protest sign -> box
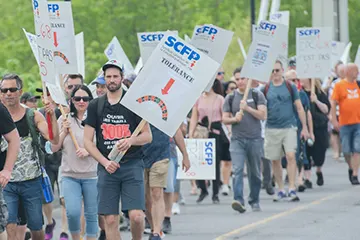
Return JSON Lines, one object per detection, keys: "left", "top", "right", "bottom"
{"left": 176, "top": 139, "right": 216, "bottom": 180}
{"left": 23, "top": 28, "right": 39, "bottom": 63}
{"left": 296, "top": 27, "right": 332, "bottom": 79}
{"left": 269, "top": 11, "right": 290, "bottom": 26}
{"left": 331, "top": 41, "right": 346, "bottom": 68}
{"left": 184, "top": 34, "right": 191, "bottom": 43}
{"left": 105, "top": 36, "right": 134, "bottom": 75}
{"left": 32, "top": 0, "right": 56, "bottom": 84}
{"left": 121, "top": 34, "right": 220, "bottom": 137}
{"left": 134, "top": 57, "right": 143, "bottom": 75}
{"left": 137, "top": 31, "right": 178, "bottom": 65}
{"left": 269, "top": 11, "right": 289, "bottom": 69}
{"left": 48, "top": 1, "right": 78, "bottom": 74}
{"left": 340, "top": 42, "right": 352, "bottom": 65}
{"left": 190, "top": 24, "right": 233, "bottom": 91}
{"left": 46, "top": 80, "right": 68, "bottom": 106}
{"left": 240, "top": 21, "right": 287, "bottom": 83}
{"left": 76, "top": 32, "right": 85, "bottom": 78}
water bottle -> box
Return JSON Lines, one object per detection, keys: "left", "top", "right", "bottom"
{"left": 307, "top": 138, "right": 314, "bottom": 147}
{"left": 41, "top": 167, "right": 54, "bottom": 203}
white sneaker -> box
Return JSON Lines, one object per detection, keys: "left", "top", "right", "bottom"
{"left": 172, "top": 203, "right": 181, "bottom": 215}
{"left": 221, "top": 184, "right": 230, "bottom": 196}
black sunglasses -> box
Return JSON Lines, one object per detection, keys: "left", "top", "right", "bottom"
{"left": 73, "top": 96, "right": 92, "bottom": 102}
{"left": 217, "top": 72, "right": 225, "bottom": 75}
{"left": 272, "top": 69, "right": 281, "bottom": 73}
{"left": 67, "top": 84, "right": 81, "bottom": 90}
{"left": 0, "top": 88, "right": 19, "bottom": 93}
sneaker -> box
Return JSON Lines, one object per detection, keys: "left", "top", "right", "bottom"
{"left": 349, "top": 169, "right": 354, "bottom": 183}
{"left": 298, "top": 184, "right": 306, "bottom": 192}
{"left": 288, "top": 190, "right": 300, "bottom": 202}
{"left": 273, "top": 191, "right": 287, "bottom": 202}
{"left": 250, "top": 203, "right": 261, "bottom": 212}
{"left": 98, "top": 230, "right": 106, "bottom": 240}
{"left": 265, "top": 185, "right": 275, "bottom": 195}
{"left": 25, "top": 231, "right": 31, "bottom": 240}
{"left": 304, "top": 180, "right": 313, "bottom": 189}
{"left": 316, "top": 172, "right": 324, "bottom": 186}
{"left": 351, "top": 176, "right": 360, "bottom": 185}
{"left": 196, "top": 191, "right": 209, "bottom": 203}
{"left": 221, "top": 184, "right": 230, "bottom": 196}
{"left": 119, "top": 216, "right": 130, "bottom": 232}
{"left": 231, "top": 200, "right": 246, "bottom": 213}
{"left": 172, "top": 202, "right": 180, "bottom": 215}
{"left": 45, "top": 218, "right": 56, "bottom": 240}
{"left": 162, "top": 217, "right": 172, "bottom": 234}
{"left": 60, "top": 232, "right": 69, "bottom": 240}
{"left": 149, "top": 233, "right": 162, "bottom": 240}
{"left": 179, "top": 194, "right": 186, "bottom": 205}
{"left": 144, "top": 217, "right": 152, "bottom": 234}
{"left": 212, "top": 195, "right": 220, "bottom": 204}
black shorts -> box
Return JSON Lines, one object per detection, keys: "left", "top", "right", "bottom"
{"left": 220, "top": 142, "right": 231, "bottom": 161}
{"left": 97, "top": 160, "right": 145, "bottom": 215}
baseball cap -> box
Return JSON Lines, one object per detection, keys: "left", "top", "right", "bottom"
{"left": 20, "top": 92, "right": 40, "bottom": 103}
{"left": 124, "top": 73, "right": 137, "bottom": 83}
{"left": 35, "top": 87, "right": 51, "bottom": 96}
{"left": 288, "top": 57, "right": 296, "bottom": 67}
{"left": 91, "top": 76, "right": 106, "bottom": 85}
{"left": 102, "top": 60, "right": 123, "bottom": 72}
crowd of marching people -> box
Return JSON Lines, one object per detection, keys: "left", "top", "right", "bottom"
{"left": 0, "top": 57, "right": 359, "bottom": 240}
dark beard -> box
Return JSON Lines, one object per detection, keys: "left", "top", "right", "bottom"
{"left": 107, "top": 83, "right": 122, "bottom": 93}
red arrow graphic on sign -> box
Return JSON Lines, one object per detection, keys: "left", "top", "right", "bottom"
{"left": 161, "top": 78, "right": 175, "bottom": 95}
{"left": 53, "top": 32, "right": 59, "bottom": 47}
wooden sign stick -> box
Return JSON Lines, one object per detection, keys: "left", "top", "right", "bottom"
{"left": 59, "top": 105, "right": 80, "bottom": 150}
{"left": 239, "top": 78, "right": 253, "bottom": 116}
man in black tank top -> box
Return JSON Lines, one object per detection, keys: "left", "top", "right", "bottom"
{"left": 0, "top": 74, "right": 59, "bottom": 240}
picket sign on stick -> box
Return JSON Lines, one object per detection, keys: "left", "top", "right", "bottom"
{"left": 239, "top": 79, "right": 253, "bottom": 116}
{"left": 311, "top": 78, "right": 316, "bottom": 96}
{"left": 108, "top": 119, "right": 147, "bottom": 163}
{"left": 58, "top": 105, "right": 80, "bottom": 150}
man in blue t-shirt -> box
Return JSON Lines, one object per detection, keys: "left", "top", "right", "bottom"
{"left": 262, "top": 61, "right": 309, "bottom": 202}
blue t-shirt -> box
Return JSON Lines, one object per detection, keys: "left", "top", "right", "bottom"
{"left": 142, "top": 125, "right": 170, "bottom": 168}
{"left": 296, "top": 90, "right": 310, "bottom": 129}
{"left": 263, "top": 81, "right": 300, "bottom": 129}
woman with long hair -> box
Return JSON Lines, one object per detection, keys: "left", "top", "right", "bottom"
{"left": 300, "top": 78, "right": 331, "bottom": 187}
{"left": 189, "top": 79, "right": 226, "bottom": 204}
{"left": 51, "top": 85, "right": 98, "bottom": 240}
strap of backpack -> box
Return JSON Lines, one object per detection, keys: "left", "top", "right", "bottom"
{"left": 96, "top": 94, "right": 107, "bottom": 144}
{"left": 228, "top": 92, "right": 235, "bottom": 114}
{"left": 285, "top": 80, "right": 295, "bottom": 103}
{"left": 25, "top": 108, "right": 45, "bottom": 167}
{"left": 251, "top": 89, "right": 258, "bottom": 109}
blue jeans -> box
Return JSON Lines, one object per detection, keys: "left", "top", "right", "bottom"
{"left": 62, "top": 177, "right": 98, "bottom": 237}
{"left": 340, "top": 123, "right": 360, "bottom": 154}
{"left": 230, "top": 138, "right": 262, "bottom": 205}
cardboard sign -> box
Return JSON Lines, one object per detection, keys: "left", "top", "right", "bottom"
{"left": 269, "top": 11, "right": 290, "bottom": 26}
{"left": 46, "top": 76, "right": 68, "bottom": 106}
{"left": 190, "top": 24, "right": 234, "bottom": 91}
{"left": 296, "top": 27, "right": 332, "bottom": 79}
{"left": 23, "top": 28, "right": 39, "bottom": 63}
{"left": 241, "top": 21, "right": 287, "bottom": 83}
{"left": 137, "top": 31, "right": 178, "bottom": 65}
{"left": 32, "top": 0, "right": 56, "bottom": 84}
{"left": 75, "top": 32, "right": 85, "bottom": 78}
{"left": 48, "top": 1, "right": 78, "bottom": 74}
{"left": 121, "top": 34, "right": 220, "bottom": 137}
{"left": 331, "top": 41, "right": 346, "bottom": 68}
{"left": 176, "top": 139, "right": 216, "bottom": 180}
{"left": 104, "top": 36, "right": 134, "bottom": 75}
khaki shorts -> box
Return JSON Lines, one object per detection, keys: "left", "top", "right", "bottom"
{"left": 264, "top": 127, "right": 297, "bottom": 161}
{"left": 145, "top": 159, "right": 169, "bottom": 188}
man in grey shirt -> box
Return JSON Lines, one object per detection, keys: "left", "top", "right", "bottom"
{"left": 223, "top": 67, "right": 267, "bottom": 213}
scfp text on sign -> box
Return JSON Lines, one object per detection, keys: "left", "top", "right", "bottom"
{"left": 140, "top": 34, "right": 164, "bottom": 42}
{"left": 196, "top": 26, "right": 218, "bottom": 35}
{"left": 164, "top": 36, "right": 200, "bottom": 61}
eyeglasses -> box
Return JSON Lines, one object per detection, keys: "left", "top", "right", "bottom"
{"left": 0, "top": 88, "right": 19, "bottom": 93}
{"left": 272, "top": 69, "right": 281, "bottom": 73}
{"left": 72, "top": 96, "right": 92, "bottom": 102}
{"left": 217, "top": 72, "right": 225, "bottom": 75}
{"left": 229, "top": 87, "right": 237, "bottom": 91}
{"left": 67, "top": 84, "right": 81, "bottom": 90}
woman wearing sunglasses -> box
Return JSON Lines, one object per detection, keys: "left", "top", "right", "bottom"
{"left": 50, "top": 85, "right": 98, "bottom": 240}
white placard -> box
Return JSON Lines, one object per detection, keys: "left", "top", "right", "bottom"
{"left": 176, "top": 139, "right": 216, "bottom": 180}
{"left": 184, "top": 34, "right": 191, "bottom": 43}
{"left": 134, "top": 57, "right": 143, "bottom": 75}
{"left": 23, "top": 28, "right": 39, "bottom": 63}
{"left": 75, "top": 32, "right": 85, "bottom": 78}
{"left": 190, "top": 24, "right": 234, "bottom": 91}
{"left": 137, "top": 31, "right": 178, "bottom": 65}
{"left": 331, "top": 41, "right": 346, "bottom": 68}
{"left": 241, "top": 21, "right": 287, "bottom": 83}
{"left": 269, "top": 11, "right": 290, "bottom": 26}
{"left": 104, "top": 36, "right": 134, "bottom": 75}
{"left": 46, "top": 76, "right": 68, "bottom": 106}
{"left": 32, "top": 0, "right": 56, "bottom": 84}
{"left": 121, "top": 34, "right": 220, "bottom": 137}
{"left": 48, "top": 2, "right": 78, "bottom": 74}
{"left": 340, "top": 42, "right": 352, "bottom": 65}
{"left": 296, "top": 27, "right": 332, "bottom": 79}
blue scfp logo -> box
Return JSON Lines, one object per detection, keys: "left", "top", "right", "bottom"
{"left": 33, "top": 0, "right": 39, "bottom": 9}
{"left": 204, "top": 141, "right": 213, "bottom": 165}
{"left": 260, "top": 22, "right": 277, "bottom": 31}
{"left": 164, "top": 36, "right": 200, "bottom": 61}
{"left": 196, "top": 26, "right": 218, "bottom": 35}
{"left": 48, "top": 4, "right": 59, "bottom": 12}
{"left": 141, "top": 34, "right": 164, "bottom": 42}
{"left": 299, "top": 29, "right": 320, "bottom": 36}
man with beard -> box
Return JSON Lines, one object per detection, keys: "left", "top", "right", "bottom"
{"left": 84, "top": 60, "right": 152, "bottom": 240}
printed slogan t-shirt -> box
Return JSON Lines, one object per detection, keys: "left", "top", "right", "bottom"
{"left": 85, "top": 91, "right": 143, "bottom": 161}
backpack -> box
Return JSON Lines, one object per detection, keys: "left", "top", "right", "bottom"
{"left": 228, "top": 89, "right": 259, "bottom": 113}
{"left": 263, "top": 80, "right": 295, "bottom": 102}
{"left": 25, "top": 108, "right": 45, "bottom": 166}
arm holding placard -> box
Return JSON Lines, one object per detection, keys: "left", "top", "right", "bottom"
{"left": 173, "top": 128, "right": 190, "bottom": 172}
{"left": 59, "top": 105, "right": 80, "bottom": 150}
{"left": 35, "top": 102, "right": 59, "bottom": 145}
{"left": 50, "top": 117, "right": 69, "bottom": 153}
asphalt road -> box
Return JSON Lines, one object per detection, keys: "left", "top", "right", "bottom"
{"left": 49, "top": 151, "right": 360, "bottom": 240}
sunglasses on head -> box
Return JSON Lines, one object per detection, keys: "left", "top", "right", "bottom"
{"left": 73, "top": 96, "right": 91, "bottom": 102}
{"left": 217, "top": 72, "right": 225, "bottom": 75}
{"left": 0, "top": 87, "right": 19, "bottom": 93}
{"left": 67, "top": 84, "right": 81, "bottom": 90}
{"left": 272, "top": 69, "right": 281, "bottom": 73}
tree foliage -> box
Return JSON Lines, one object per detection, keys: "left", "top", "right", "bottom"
{"left": 0, "top": 0, "right": 358, "bottom": 92}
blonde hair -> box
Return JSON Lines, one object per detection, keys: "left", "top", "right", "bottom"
{"left": 314, "top": 78, "right": 324, "bottom": 94}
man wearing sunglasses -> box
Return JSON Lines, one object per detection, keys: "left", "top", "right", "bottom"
{"left": 64, "top": 74, "right": 84, "bottom": 100}
{"left": 0, "top": 74, "right": 59, "bottom": 240}
{"left": 262, "top": 61, "right": 309, "bottom": 202}
{"left": 20, "top": 92, "right": 40, "bottom": 109}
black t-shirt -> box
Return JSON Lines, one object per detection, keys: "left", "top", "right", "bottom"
{"left": 304, "top": 90, "right": 331, "bottom": 128}
{"left": 84, "top": 91, "right": 143, "bottom": 161}
{"left": 0, "top": 103, "right": 16, "bottom": 170}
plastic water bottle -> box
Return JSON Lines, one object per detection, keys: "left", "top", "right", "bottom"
{"left": 307, "top": 138, "right": 314, "bottom": 147}
{"left": 41, "top": 167, "right": 54, "bottom": 203}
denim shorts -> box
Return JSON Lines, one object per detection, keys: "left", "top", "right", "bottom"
{"left": 164, "top": 157, "right": 178, "bottom": 193}
{"left": 3, "top": 177, "right": 44, "bottom": 231}
{"left": 0, "top": 187, "right": 7, "bottom": 233}
{"left": 340, "top": 123, "right": 360, "bottom": 154}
